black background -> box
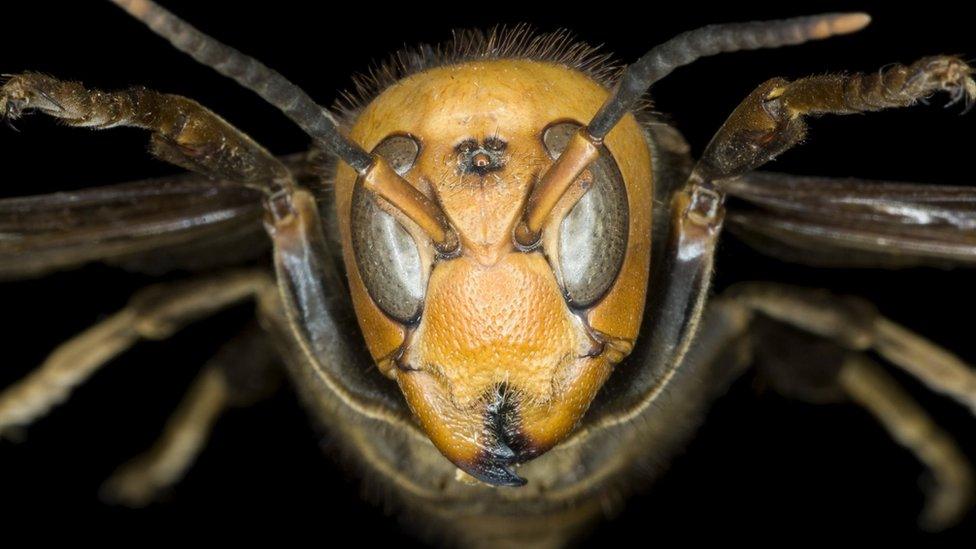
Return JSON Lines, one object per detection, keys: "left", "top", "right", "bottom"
{"left": 1, "top": 1, "right": 974, "bottom": 545}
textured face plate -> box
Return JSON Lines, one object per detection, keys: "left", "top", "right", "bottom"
{"left": 334, "top": 59, "right": 654, "bottom": 482}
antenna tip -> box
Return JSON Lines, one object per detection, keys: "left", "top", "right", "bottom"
{"left": 805, "top": 13, "right": 871, "bottom": 40}
{"left": 827, "top": 12, "right": 872, "bottom": 36}
{"left": 110, "top": 0, "right": 152, "bottom": 18}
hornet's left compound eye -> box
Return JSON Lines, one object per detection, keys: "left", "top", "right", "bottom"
{"left": 351, "top": 134, "right": 428, "bottom": 323}
{"left": 542, "top": 122, "right": 629, "bottom": 309}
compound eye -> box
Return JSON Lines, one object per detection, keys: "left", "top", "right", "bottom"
{"left": 543, "top": 122, "right": 629, "bottom": 309}
{"left": 351, "top": 135, "right": 427, "bottom": 323}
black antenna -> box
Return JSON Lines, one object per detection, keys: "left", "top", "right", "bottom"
{"left": 587, "top": 13, "right": 871, "bottom": 139}
{"left": 110, "top": 0, "right": 374, "bottom": 174}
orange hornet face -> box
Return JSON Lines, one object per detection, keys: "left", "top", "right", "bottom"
{"left": 334, "top": 60, "right": 653, "bottom": 485}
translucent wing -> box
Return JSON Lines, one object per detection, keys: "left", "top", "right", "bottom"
{"left": 0, "top": 155, "right": 318, "bottom": 278}
{"left": 725, "top": 172, "right": 976, "bottom": 267}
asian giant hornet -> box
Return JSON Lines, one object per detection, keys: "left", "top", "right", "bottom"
{"left": 1, "top": 1, "right": 975, "bottom": 545}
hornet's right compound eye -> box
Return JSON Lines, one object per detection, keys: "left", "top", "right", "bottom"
{"left": 350, "top": 134, "right": 429, "bottom": 323}
{"left": 542, "top": 122, "right": 629, "bottom": 309}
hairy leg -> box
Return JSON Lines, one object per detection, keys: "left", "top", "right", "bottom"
{"left": 0, "top": 73, "right": 293, "bottom": 194}
{"left": 840, "top": 356, "right": 973, "bottom": 530}
{"left": 726, "top": 283, "right": 976, "bottom": 413}
{"left": 0, "top": 71, "right": 315, "bottom": 277}
{"left": 0, "top": 269, "right": 273, "bottom": 435}
{"left": 695, "top": 56, "right": 975, "bottom": 183}
{"left": 101, "top": 324, "right": 280, "bottom": 506}
{"left": 721, "top": 284, "right": 975, "bottom": 529}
